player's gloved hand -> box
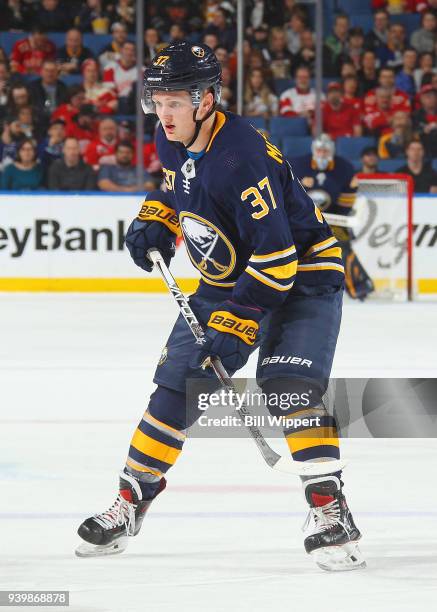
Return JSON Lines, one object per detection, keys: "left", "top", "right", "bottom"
{"left": 190, "top": 301, "right": 263, "bottom": 373}
{"left": 125, "top": 218, "right": 176, "bottom": 272}
{"left": 125, "top": 191, "right": 181, "bottom": 272}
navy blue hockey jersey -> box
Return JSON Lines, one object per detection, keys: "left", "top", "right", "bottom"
{"left": 290, "top": 154, "right": 357, "bottom": 215}
{"left": 153, "top": 111, "right": 344, "bottom": 311}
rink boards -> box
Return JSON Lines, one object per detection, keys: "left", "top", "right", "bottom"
{"left": 0, "top": 191, "right": 436, "bottom": 296}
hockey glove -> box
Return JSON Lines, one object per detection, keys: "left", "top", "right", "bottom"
{"left": 125, "top": 193, "right": 181, "bottom": 273}
{"left": 190, "top": 301, "right": 263, "bottom": 373}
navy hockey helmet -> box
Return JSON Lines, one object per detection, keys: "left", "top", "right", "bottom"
{"left": 142, "top": 42, "right": 222, "bottom": 115}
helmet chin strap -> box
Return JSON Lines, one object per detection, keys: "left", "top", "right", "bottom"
{"left": 185, "top": 105, "right": 216, "bottom": 150}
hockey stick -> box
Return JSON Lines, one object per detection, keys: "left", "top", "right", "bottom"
{"left": 148, "top": 248, "right": 346, "bottom": 477}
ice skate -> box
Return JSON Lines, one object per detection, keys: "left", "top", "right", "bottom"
{"left": 302, "top": 476, "right": 366, "bottom": 572}
{"left": 75, "top": 470, "right": 166, "bottom": 558}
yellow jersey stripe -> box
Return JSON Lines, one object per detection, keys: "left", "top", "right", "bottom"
{"left": 297, "top": 262, "right": 345, "bottom": 273}
{"left": 304, "top": 236, "right": 337, "bottom": 257}
{"left": 314, "top": 247, "right": 342, "bottom": 259}
{"left": 131, "top": 429, "right": 182, "bottom": 465}
{"left": 206, "top": 111, "right": 227, "bottom": 152}
{"left": 249, "top": 245, "right": 296, "bottom": 263}
{"left": 261, "top": 260, "right": 298, "bottom": 280}
{"left": 246, "top": 266, "right": 295, "bottom": 291}
{"left": 285, "top": 427, "right": 339, "bottom": 453}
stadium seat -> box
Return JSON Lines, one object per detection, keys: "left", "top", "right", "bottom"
{"left": 62, "top": 75, "right": 83, "bottom": 86}
{"left": 390, "top": 13, "right": 421, "bottom": 36}
{"left": 1, "top": 32, "right": 26, "bottom": 55}
{"left": 83, "top": 34, "right": 113, "bottom": 56}
{"left": 378, "top": 159, "right": 406, "bottom": 173}
{"left": 282, "top": 136, "right": 312, "bottom": 157}
{"left": 338, "top": 0, "right": 372, "bottom": 14}
{"left": 349, "top": 14, "right": 374, "bottom": 33}
{"left": 432, "top": 159, "right": 437, "bottom": 172}
{"left": 270, "top": 116, "right": 309, "bottom": 139}
{"left": 273, "top": 78, "right": 293, "bottom": 97}
{"left": 336, "top": 137, "right": 376, "bottom": 160}
{"left": 245, "top": 116, "right": 266, "bottom": 131}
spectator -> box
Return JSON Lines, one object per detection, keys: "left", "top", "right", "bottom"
{"left": 103, "top": 41, "right": 137, "bottom": 114}
{"left": 168, "top": 24, "right": 186, "bottom": 44}
{"left": 75, "top": 0, "right": 111, "bottom": 33}
{"left": 10, "top": 26, "right": 56, "bottom": 76}
{"left": 0, "top": 62, "right": 10, "bottom": 128}
{"left": 364, "top": 9, "right": 389, "bottom": 53}
{"left": 342, "top": 76, "right": 363, "bottom": 112}
{"left": 325, "top": 14, "right": 349, "bottom": 65}
{"left": 364, "top": 67, "right": 411, "bottom": 125}
{"left": 412, "top": 84, "right": 437, "bottom": 156}
{"left": 346, "top": 27, "right": 365, "bottom": 70}
{"left": 320, "top": 82, "right": 362, "bottom": 139}
{"left": 410, "top": 11, "right": 437, "bottom": 54}
{"left": 82, "top": 59, "right": 117, "bottom": 115}
{"left": 1, "top": 138, "right": 43, "bottom": 191}
{"left": 215, "top": 46, "right": 230, "bottom": 69}
{"left": 364, "top": 87, "right": 401, "bottom": 135}
{"left": 66, "top": 104, "right": 97, "bottom": 153}
{"left": 251, "top": 24, "right": 270, "bottom": 55}
{"left": 376, "top": 23, "right": 406, "bottom": 70}
{"left": 84, "top": 117, "right": 118, "bottom": 168}
{"left": 3, "top": 0, "right": 33, "bottom": 29}
{"left": 98, "top": 141, "right": 155, "bottom": 192}
{"left": 99, "top": 22, "right": 129, "bottom": 70}
{"left": 56, "top": 28, "right": 95, "bottom": 76}
{"left": 378, "top": 111, "right": 414, "bottom": 158}
{"left": 284, "top": 12, "right": 306, "bottom": 55}
{"left": 38, "top": 118, "right": 66, "bottom": 174}
{"left": 279, "top": 66, "right": 318, "bottom": 121}
{"left": 220, "top": 65, "right": 235, "bottom": 111}
{"left": 414, "top": 51, "right": 437, "bottom": 90}
{"left": 203, "top": 33, "right": 219, "bottom": 52}
{"left": 265, "top": 27, "right": 294, "bottom": 79}
{"left": 1, "top": 117, "right": 31, "bottom": 168}
{"left": 113, "top": 0, "right": 135, "bottom": 33}
{"left": 395, "top": 48, "right": 418, "bottom": 98}
{"left": 360, "top": 146, "right": 380, "bottom": 173}
{"left": 340, "top": 61, "right": 358, "bottom": 79}
{"left": 51, "top": 84, "right": 86, "bottom": 128}
{"left": 294, "top": 30, "right": 335, "bottom": 77}
{"left": 4, "top": 85, "right": 45, "bottom": 136}
{"left": 48, "top": 136, "right": 96, "bottom": 191}
{"left": 144, "top": 28, "right": 161, "bottom": 66}
{"left": 243, "top": 68, "right": 278, "bottom": 118}
{"left": 13, "top": 106, "right": 39, "bottom": 140}
{"left": 204, "top": 7, "right": 237, "bottom": 52}
{"left": 29, "top": 60, "right": 67, "bottom": 120}
{"left": 33, "top": 0, "right": 70, "bottom": 32}
{"left": 396, "top": 139, "right": 437, "bottom": 192}
{"left": 357, "top": 51, "right": 378, "bottom": 95}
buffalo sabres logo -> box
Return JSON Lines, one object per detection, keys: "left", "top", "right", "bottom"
{"left": 191, "top": 46, "right": 205, "bottom": 58}
{"left": 180, "top": 212, "right": 236, "bottom": 280}
{"left": 308, "top": 189, "right": 332, "bottom": 211}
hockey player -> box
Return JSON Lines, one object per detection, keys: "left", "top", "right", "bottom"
{"left": 291, "top": 134, "right": 374, "bottom": 300}
{"left": 76, "top": 42, "right": 365, "bottom": 571}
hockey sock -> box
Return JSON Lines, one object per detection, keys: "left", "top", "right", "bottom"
{"left": 125, "top": 386, "right": 187, "bottom": 498}
{"left": 262, "top": 378, "right": 340, "bottom": 462}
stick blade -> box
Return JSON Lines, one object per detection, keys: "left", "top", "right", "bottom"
{"left": 272, "top": 456, "right": 347, "bottom": 476}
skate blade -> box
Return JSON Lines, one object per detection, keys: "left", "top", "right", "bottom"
{"left": 75, "top": 536, "right": 128, "bottom": 558}
{"left": 311, "top": 541, "right": 366, "bottom": 572}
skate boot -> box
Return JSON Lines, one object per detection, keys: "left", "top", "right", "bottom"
{"left": 302, "top": 475, "right": 366, "bottom": 571}
{"left": 75, "top": 470, "right": 166, "bottom": 558}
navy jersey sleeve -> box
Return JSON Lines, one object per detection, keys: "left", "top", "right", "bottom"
{"left": 335, "top": 158, "right": 357, "bottom": 213}
{"left": 217, "top": 154, "right": 297, "bottom": 312}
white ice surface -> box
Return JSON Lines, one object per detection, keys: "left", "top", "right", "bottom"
{"left": 1, "top": 293, "right": 437, "bottom": 612}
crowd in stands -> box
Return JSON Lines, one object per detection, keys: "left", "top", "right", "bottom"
{"left": 0, "top": 0, "right": 436, "bottom": 192}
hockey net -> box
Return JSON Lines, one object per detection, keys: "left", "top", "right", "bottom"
{"left": 332, "top": 173, "right": 414, "bottom": 301}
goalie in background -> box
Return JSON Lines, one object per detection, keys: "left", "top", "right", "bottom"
{"left": 290, "top": 134, "right": 374, "bottom": 301}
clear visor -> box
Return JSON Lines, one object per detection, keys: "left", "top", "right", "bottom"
{"left": 141, "top": 84, "right": 221, "bottom": 115}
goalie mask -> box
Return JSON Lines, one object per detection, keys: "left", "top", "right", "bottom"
{"left": 312, "top": 134, "right": 335, "bottom": 171}
{"left": 142, "top": 42, "right": 222, "bottom": 148}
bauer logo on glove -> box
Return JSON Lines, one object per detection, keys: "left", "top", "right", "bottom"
{"left": 208, "top": 311, "right": 259, "bottom": 345}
